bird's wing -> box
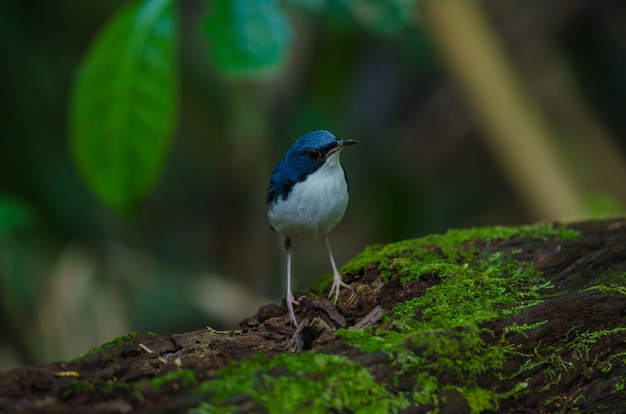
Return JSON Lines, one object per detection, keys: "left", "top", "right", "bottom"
{"left": 266, "top": 169, "right": 282, "bottom": 205}
{"left": 266, "top": 185, "right": 276, "bottom": 205}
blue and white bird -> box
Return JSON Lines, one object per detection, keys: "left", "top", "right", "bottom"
{"left": 266, "top": 130, "right": 358, "bottom": 326}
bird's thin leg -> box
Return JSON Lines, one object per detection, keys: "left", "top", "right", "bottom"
{"left": 324, "top": 235, "right": 353, "bottom": 304}
{"left": 285, "top": 237, "right": 298, "bottom": 326}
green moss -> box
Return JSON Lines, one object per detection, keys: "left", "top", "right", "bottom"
{"left": 69, "top": 349, "right": 116, "bottom": 365}
{"left": 313, "top": 223, "right": 578, "bottom": 298}
{"left": 581, "top": 284, "right": 626, "bottom": 296}
{"left": 506, "top": 325, "right": 626, "bottom": 400}
{"left": 394, "top": 254, "right": 549, "bottom": 330}
{"left": 99, "top": 350, "right": 117, "bottom": 365}
{"left": 341, "top": 222, "right": 579, "bottom": 279}
{"left": 61, "top": 365, "right": 197, "bottom": 408}
{"left": 64, "top": 223, "right": 588, "bottom": 412}
{"left": 460, "top": 386, "right": 499, "bottom": 413}
{"left": 443, "top": 223, "right": 580, "bottom": 243}
{"left": 70, "top": 331, "right": 165, "bottom": 364}
{"left": 101, "top": 379, "right": 146, "bottom": 404}
{"left": 83, "top": 332, "right": 140, "bottom": 356}
{"left": 340, "top": 325, "right": 511, "bottom": 413}
{"left": 189, "top": 402, "right": 237, "bottom": 414}
{"left": 186, "top": 223, "right": 581, "bottom": 413}
{"left": 69, "top": 332, "right": 143, "bottom": 363}
{"left": 503, "top": 320, "right": 548, "bottom": 333}
{"left": 194, "top": 352, "right": 408, "bottom": 413}
{"left": 335, "top": 223, "right": 581, "bottom": 412}
{"left": 98, "top": 370, "right": 198, "bottom": 405}
{"left": 150, "top": 369, "right": 198, "bottom": 390}
{"left": 63, "top": 380, "right": 96, "bottom": 398}
{"left": 61, "top": 376, "right": 149, "bottom": 404}
{"left": 62, "top": 223, "right": 587, "bottom": 412}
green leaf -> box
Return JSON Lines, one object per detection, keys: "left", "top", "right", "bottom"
{"left": 204, "top": 0, "right": 292, "bottom": 79}
{"left": 70, "top": 0, "right": 178, "bottom": 214}
{"left": 341, "top": 0, "right": 415, "bottom": 35}
{"left": 282, "top": 0, "right": 328, "bottom": 13}
{"left": 0, "top": 194, "right": 36, "bottom": 235}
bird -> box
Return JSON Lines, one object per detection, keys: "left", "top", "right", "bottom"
{"left": 266, "top": 130, "right": 358, "bottom": 326}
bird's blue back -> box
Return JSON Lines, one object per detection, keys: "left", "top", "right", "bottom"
{"left": 266, "top": 130, "right": 340, "bottom": 208}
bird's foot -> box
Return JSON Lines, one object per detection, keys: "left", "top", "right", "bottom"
{"left": 286, "top": 292, "right": 306, "bottom": 326}
{"left": 328, "top": 274, "right": 353, "bottom": 305}
{"left": 286, "top": 317, "right": 310, "bottom": 352}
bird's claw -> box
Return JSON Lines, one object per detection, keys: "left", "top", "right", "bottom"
{"left": 292, "top": 295, "right": 306, "bottom": 305}
{"left": 328, "top": 277, "right": 353, "bottom": 304}
{"left": 286, "top": 293, "right": 307, "bottom": 326}
{"left": 286, "top": 317, "right": 309, "bottom": 352}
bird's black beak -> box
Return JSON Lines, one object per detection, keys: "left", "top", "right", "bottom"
{"left": 337, "top": 139, "right": 358, "bottom": 147}
{"left": 328, "top": 139, "right": 358, "bottom": 156}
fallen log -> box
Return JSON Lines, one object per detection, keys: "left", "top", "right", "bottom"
{"left": 2, "top": 218, "right": 626, "bottom": 413}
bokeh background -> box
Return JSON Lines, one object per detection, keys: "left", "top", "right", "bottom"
{"left": 1, "top": 0, "right": 626, "bottom": 370}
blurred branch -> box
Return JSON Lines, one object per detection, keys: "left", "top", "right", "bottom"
{"left": 536, "top": 55, "right": 626, "bottom": 206}
{"left": 485, "top": 0, "right": 626, "bottom": 209}
{"left": 191, "top": 274, "right": 273, "bottom": 326}
{"left": 37, "top": 244, "right": 130, "bottom": 362}
{"left": 420, "top": 0, "right": 587, "bottom": 220}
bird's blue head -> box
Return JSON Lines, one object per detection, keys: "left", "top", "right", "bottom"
{"left": 266, "top": 130, "right": 358, "bottom": 206}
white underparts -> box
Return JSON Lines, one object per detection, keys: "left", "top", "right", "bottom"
{"left": 267, "top": 152, "right": 349, "bottom": 241}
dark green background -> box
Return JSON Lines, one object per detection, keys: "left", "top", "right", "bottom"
{"left": 1, "top": 0, "right": 625, "bottom": 369}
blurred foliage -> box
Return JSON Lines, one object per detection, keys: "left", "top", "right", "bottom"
{"left": 205, "top": 0, "right": 292, "bottom": 78}
{"left": 70, "top": 0, "right": 178, "bottom": 214}
{"left": 0, "top": 195, "right": 36, "bottom": 236}
{"left": 1, "top": 0, "right": 626, "bottom": 370}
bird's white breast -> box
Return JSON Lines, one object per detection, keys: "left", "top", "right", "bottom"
{"left": 268, "top": 153, "right": 349, "bottom": 241}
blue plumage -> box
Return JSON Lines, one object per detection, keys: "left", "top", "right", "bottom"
{"left": 267, "top": 130, "right": 346, "bottom": 207}
{"left": 266, "top": 130, "right": 357, "bottom": 326}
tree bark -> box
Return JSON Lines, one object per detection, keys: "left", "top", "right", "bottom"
{"left": 1, "top": 218, "right": 626, "bottom": 413}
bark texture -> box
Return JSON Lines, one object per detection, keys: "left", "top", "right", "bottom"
{"left": 2, "top": 218, "right": 626, "bottom": 413}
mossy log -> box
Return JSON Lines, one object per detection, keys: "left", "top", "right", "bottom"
{"left": 2, "top": 218, "right": 626, "bottom": 413}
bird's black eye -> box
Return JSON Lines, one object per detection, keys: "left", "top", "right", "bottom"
{"left": 306, "top": 149, "right": 322, "bottom": 160}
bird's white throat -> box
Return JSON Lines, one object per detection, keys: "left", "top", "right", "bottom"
{"left": 268, "top": 152, "right": 349, "bottom": 241}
